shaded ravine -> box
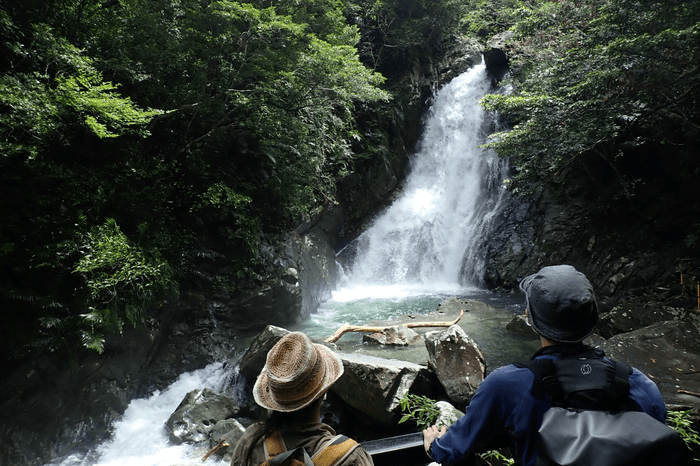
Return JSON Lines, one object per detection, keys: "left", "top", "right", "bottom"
{"left": 41, "top": 62, "right": 523, "bottom": 466}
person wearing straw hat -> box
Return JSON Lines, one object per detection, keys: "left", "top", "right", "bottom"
{"left": 422, "top": 265, "right": 676, "bottom": 466}
{"left": 231, "top": 331, "right": 374, "bottom": 466}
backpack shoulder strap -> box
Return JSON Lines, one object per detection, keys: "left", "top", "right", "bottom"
{"left": 519, "top": 359, "right": 565, "bottom": 403}
{"left": 261, "top": 431, "right": 358, "bottom": 466}
{"left": 264, "top": 430, "right": 288, "bottom": 459}
{"left": 261, "top": 430, "right": 313, "bottom": 466}
{"left": 311, "top": 435, "right": 360, "bottom": 466}
{"left": 609, "top": 360, "right": 632, "bottom": 399}
{"left": 518, "top": 357, "right": 632, "bottom": 408}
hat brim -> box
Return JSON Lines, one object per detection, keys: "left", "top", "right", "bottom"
{"left": 253, "top": 343, "right": 344, "bottom": 412}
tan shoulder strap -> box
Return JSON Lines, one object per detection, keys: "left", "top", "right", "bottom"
{"left": 264, "top": 430, "right": 288, "bottom": 458}
{"left": 311, "top": 435, "right": 360, "bottom": 466}
{"left": 261, "top": 431, "right": 358, "bottom": 466}
{"left": 261, "top": 430, "right": 310, "bottom": 466}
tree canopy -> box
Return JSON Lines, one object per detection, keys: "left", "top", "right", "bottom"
{"left": 0, "top": 0, "right": 394, "bottom": 362}
{"left": 479, "top": 0, "right": 700, "bottom": 198}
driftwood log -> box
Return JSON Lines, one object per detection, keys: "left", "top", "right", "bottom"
{"left": 325, "top": 309, "right": 465, "bottom": 343}
{"left": 202, "top": 440, "right": 229, "bottom": 462}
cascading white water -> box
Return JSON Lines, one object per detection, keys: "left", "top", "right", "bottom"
{"left": 49, "top": 363, "right": 232, "bottom": 466}
{"left": 342, "top": 63, "right": 508, "bottom": 295}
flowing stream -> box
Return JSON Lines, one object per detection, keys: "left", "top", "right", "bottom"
{"left": 47, "top": 63, "right": 538, "bottom": 466}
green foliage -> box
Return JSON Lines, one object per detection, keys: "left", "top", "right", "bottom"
{"left": 0, "top": 22, "right": 160, "bottom": 159}
{"left": 56, "top": 73, "right": 161, "bottom": 139}
{"left": 479, "top": 0, "right": 700, "bottom": 198}
{"left": 399, "top": 393, "right": 444, "bottom": 429}
{"left": 667, "top": 409, "right": 700, "bottom": 456}
{"left": 73, "top": 219, "right": 175, "bottom": 326}
{"left": 347, "top": 0, "right": 469, "bottom": 70}
{"left": 0, "top": 0, "right": 392, "bottom": 361}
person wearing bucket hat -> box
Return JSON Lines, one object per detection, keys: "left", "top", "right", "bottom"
{"left": 519, "top": 264, "right": 599, "bottom": 344}
{"left": 231, "top": 332, "right": 374, "bottom": 466}
{"left": 422, "top": 265, "right": 670, "bottom": 466}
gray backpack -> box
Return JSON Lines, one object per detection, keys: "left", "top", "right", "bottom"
{"left": 520, "top": 350, "right": 691, "bottom": 466}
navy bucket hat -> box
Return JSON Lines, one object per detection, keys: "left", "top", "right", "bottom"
{"left": 519, "top": 265, "right": 599, "bottom": 344}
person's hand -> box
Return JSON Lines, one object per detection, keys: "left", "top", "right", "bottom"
{"left": 422, "top": 425, "right": 447, "bottom": 458}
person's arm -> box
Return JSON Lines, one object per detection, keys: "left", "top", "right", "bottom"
{"left": 629, "top": 368, "right": 667, "bottom": 424}
{"left": 421, "top": 366, "right": 520, "bottom": 464}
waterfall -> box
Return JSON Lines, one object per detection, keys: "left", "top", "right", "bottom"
{"left": 342, "top": 63, "right": 508, "bottom": 295}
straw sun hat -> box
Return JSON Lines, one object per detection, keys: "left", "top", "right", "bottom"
{"left": 253, "top": 332, "right": 344, "bottom": 412}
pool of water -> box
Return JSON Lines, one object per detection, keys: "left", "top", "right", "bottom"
{"left": 288, "top": 288, "right": 541, "bottom": 372}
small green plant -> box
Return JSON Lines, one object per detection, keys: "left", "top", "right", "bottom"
{"left": 667, "top": 409, "right": 700, "bottom": 459}
{"left": 398, "top": 393, "right": 515, "bottom": 465}
{"left": 480, "top": 450, "right": 515, "bottom": 466}
{"left": 398, "top": 393, "right": 442, "bottom": 430}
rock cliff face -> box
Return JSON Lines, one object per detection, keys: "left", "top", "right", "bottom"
{"left": 479, "top": 168, "right": 700, "bottom": 311}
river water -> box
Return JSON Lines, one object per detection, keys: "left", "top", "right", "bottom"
{"left": 47, "top": 63, "right": 537, "bottom": 466}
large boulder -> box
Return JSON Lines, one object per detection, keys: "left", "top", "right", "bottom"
{"left": 332, "top": 353, "right": 437, "bottom": 427}
{"left": 598, "top": 301, "right": 700, "bottom": 338}
{"left": 284, "top": 227, "right": 341, "bottom": 318}
{"left": 505, "top": 314, "right": 539, "bottom": 338}
{"left": 424, "top": 325, "right": 486, "bottom": 406}
{"left": 165, "top": 388, "right": 240, "bottom": 445}
{"left": 435, "top": 401, "right": 464, "bottom": 427}
{"left": 596, "top": 320, "right": 700, "bottom": 409}
{"left": 210, "top": 418, "right": 247, "bottom": 463}
{"left": 238, "top": 325, "right": 291, "bottom": 381}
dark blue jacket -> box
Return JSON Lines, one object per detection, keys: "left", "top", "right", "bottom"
{"left": 430, "top": 347, "right": 667, "bottom": 466}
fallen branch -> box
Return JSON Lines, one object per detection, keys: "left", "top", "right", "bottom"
{"left": 202, "top": 440, "right": 230, "bottom": 462}
{"left": 325, "top": 309, "right": 465, "bottom": 343}
{"left": 678, "top": 389, "right": 700, "bottom": 398}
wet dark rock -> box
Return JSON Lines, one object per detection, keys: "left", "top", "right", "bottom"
{"left": 0, "top": 326, "right": 156, "bottom": 466}
{"left": 238, "top": 325, "right": 291, "bottom": 381}
{"left": 210, "top": 418, "right": 247, "bottom": 462}
{"left": 506, "top": 315, "right": 539, "bottom": 338}
{"left": 218, "top": 278, "right": 303, "bottom": 333}
{"left": 363, "top": 326, "right": 422, "bottom": 346}
{"left": 596, "top": 320, "right": 700, "bottom": 409}
{"left": 480, "top": 164, "right": 700, "bottom": 321}
{"left": 484, "top": 31, "right": 513, "bottom": 83}
{"left": 425, "top": 325, "right": 486, "bottom": 406}
{"left": 332, "top": 352, "right": 438, "bottom": 427}
{"left": 598, "top": 299, "right": 700, "bottom": 338}
{"left": 166, "top": 388, "right": 240, "bottom": 445}
{"left": 288, "top": 228, "right": 340, "bottom": 317}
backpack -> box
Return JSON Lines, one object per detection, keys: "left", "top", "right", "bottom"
{"left": 518, "top": 349, "right": 692, "bottom": 466}
{"left": 259, "top": 429, "right": 360, "bottom": 466}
